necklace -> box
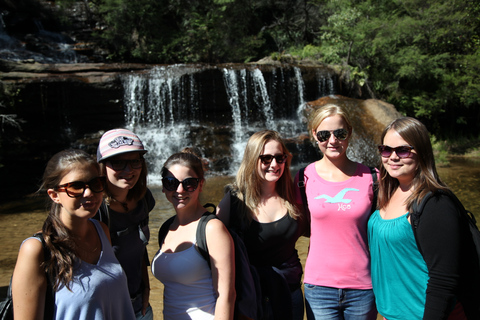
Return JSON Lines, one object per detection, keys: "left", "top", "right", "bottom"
{"left": 111, "top": 197, "right": 129, "bottom": 212}
{"left": 75, "top": 232, "right": 99, "bottom": 253}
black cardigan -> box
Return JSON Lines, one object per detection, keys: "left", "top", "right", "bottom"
{"left": 415, "top": 193, "right": 480, "bottom": 319}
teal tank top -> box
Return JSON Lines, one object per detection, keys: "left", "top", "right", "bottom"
{"left": 368, "top": 210, "right": 429, "bottom": 320}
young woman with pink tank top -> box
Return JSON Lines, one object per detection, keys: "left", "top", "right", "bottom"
{"left": 294, "top": 104, "right": 378, "bottom": 320}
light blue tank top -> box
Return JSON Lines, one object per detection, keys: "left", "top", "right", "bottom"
{"left": 368, "top": 210, "right": 429, "bottom": 320}
{"left": 152, "top": 242, "right": 216, "bottom": 320}
{"left": 30, "top": 219, "right": 136, "bottom": 320}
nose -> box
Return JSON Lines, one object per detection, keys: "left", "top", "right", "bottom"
{"left": 83, "top": 186, "right": 94, "bottom": 197}
{"left": 175, "top": 182, "right": 185, "bottom": 192}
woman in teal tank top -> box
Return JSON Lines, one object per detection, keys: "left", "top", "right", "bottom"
{"left": 368, "top": 117, "right": 480, "bottom": 319}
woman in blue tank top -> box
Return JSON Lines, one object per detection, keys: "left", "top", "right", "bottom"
{"left": 152, "top": 152, "right": 235, "bottom": 320}
{"left": 11, "top": 149, "right": 135, "bottom": 320}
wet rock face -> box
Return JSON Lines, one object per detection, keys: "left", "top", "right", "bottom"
{"left": 0, "top": 59, "right": 399, "bottom": 201}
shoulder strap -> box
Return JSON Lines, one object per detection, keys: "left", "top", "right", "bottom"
{"left": 369, "top": 166, "right": 378, "bottom": 214}
{"left": 32, "top": 233, "right": 55, "bottom": 319}
{"left": 297, "top": 167, "right": 309, "bottom": 216}
{"left": 410, "top": 191, "right": 434, "bottom": 229}
{"left": 157, "top": 216, "right": 176, "bottom": 248}
{"left": 196, "top": 212, "right": 217, "bottom": 269}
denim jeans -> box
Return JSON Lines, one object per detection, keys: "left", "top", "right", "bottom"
{"left": 135, "top": 304, "right": 153, "bottom": 320}
{"left": 304, "top": 284, "right": 377, "bottom": 320}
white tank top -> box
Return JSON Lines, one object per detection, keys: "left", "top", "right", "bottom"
{"left": 152, "top": 242, "right": 216, "bottom": 320}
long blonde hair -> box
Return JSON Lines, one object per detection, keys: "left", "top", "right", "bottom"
{"left": 229, "top": 130, "right": 300, "bottom": 226}
{"left": 378, "top": 117, "right": 449, "bottom": 211}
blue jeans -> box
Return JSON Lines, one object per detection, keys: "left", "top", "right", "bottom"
{"left": 304, "top": 284, "right": 377, "bottom": 320}
{"left": 135, "top": 304, "right": 153, "bottom": 320}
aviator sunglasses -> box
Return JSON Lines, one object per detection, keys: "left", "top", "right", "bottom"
{"left": 259, "top": 154, "right": 287, "bottom": 165}
{"left": 55, "top": 176, "right": 106, "bottom": 198}
{"left": 162, "top": 177, "right": 200, "bottom": 192}
{"left": 316, "top": 128, "right": 348, "bottom": 142}
{"left": 378, "top": 145, "right": 414, "bottom": 158}
{"left": 106, "top": 158, "right": 143, "bottom": 171}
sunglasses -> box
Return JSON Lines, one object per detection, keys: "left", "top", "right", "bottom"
{"left": 55, "top": 176, "right": 106, "bottom": 198}
{"left": 259, "top": 154, "right": 287, "bottom": 165}
{"left": 378, "top": 145, "right": 414, "bottom": 158}
{"left": 316, "top": 128, "right": 348, "bottom": 142}
{"left": 107, "top": 158, "right": 143, "bottom": 171}
{"left": 162, "top": 177, "right": 200, "bottom": 192}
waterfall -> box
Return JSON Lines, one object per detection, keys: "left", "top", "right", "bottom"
{"left": 121, "top": 64, "right": 338, "bottom": 182}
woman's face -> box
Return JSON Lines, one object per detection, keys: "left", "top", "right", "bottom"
{"left": 257, "top": 139, "right": 286, "bottom": 183}
{"left": 313, "top": 114, "right": 349, "bottom": 159}
{"left": 105, "top": 152, "right": 143, "bottom": 193}
{"left": 162, "top": 164, "right": 203, "bottom": 211}
{"left": 381, "top": 128, "right": 418, "bottom": 185}
{"left": 49, "top": 164, "right": 104, "bottom": 221}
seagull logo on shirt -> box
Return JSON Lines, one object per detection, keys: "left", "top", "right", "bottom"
{"left": 314, "top": 188, "right": 359, "bottom": 203}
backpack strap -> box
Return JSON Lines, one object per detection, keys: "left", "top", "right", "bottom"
{"left": 196, "top": 212, "right": 217, "bottom": 269}
{"left": 157, "top": 203, "right": 217, "bottom": 269}
{"left": 369, "top": 166, "right": 379, "bottom": 214}
{"left": 297, "top": 166, "right": 310, "bottom": 217}
{"left": 32, "top": 233, "right": 55, "bottom": 319}
{"left": 157, "top": 216, "right": 176, "bottom": 248}
{"left": 409, "top": 191, "right": 437, "bottom": 256}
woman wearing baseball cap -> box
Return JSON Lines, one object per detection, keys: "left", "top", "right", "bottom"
{"left": 95, "top": 128, "right": 156, "bottom": 320}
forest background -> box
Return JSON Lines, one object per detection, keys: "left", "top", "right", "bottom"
{"left": 1, "top": 0, "right": 480, "bottom": 154}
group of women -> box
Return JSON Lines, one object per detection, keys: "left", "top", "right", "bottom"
{"left": 10, "top": 103, "right": 480, "bottom": 320}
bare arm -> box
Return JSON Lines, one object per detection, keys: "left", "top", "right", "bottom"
{"left": 12, "top": 238, "right": 48, "bottom": 320}
{"left": 206, "top": 218, "right": 236, "bottom": 320}
{"left": 216, "top": 191, "right": 232, "bottom": 227}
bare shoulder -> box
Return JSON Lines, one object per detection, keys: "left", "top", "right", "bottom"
{"left": 19, "top": 237, "right": 44, "bottom": 257}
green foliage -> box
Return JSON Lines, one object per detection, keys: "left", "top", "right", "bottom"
{"left": 431, "top": 135, "right": 449, "bottom": 166}
{"left": 295, "top": 0, "right": 480, "bottom": 138}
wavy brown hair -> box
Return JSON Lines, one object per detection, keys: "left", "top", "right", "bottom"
{"left": 378, "top": 117, "right": 449, "bottom": 211}
{"left": 38, "top": 149, "right": 101, "bottom": 291}
{"left": 228, "top": 130, "right": 300, "bottom": 227}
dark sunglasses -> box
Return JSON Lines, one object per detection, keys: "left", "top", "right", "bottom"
{"left": 259, "top": 154, "right": 287, "bottom": 165}
{"left": 55, "top": 176, "right": 106, "bottom": 198}
{"left": 378, "top": 145, "right": 414, "bottom": 158}
{"left": 316, "top": 128, "right": 348, "bottom": 142}
{"left": 162, "top": 177, "right": 200, "bottom": 192}
{"left": 106, "top": 158, "right": 143, "bottom": 171}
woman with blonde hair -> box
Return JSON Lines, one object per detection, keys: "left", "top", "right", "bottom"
{"left": 295, "top": 104, "right": 378, "bottom": 320}
{"left": 217, "top": 129, "right": 308, "bottom": 320}
{"left": 368, "top": 117, "right": 480, "bottom": 319}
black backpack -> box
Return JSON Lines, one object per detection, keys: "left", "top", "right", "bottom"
{"left": 157, "top": 206, "right": 261, "bottom": 320}
{"left": 409, "top": 190, "right": 480, "bottom": 267}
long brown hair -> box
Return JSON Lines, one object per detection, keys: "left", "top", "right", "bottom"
{"left": 229, "top": 130, "right": 300, "bottom": 226}
{"left": 378, "top": 117, "right": 449, "bottom": 211}
{"left": 38, "top": 149, "right": 101, "bottom": 291}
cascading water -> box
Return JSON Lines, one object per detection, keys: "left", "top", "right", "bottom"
{"left": 122, "top": 64, "right": 339, "bottom": 184}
